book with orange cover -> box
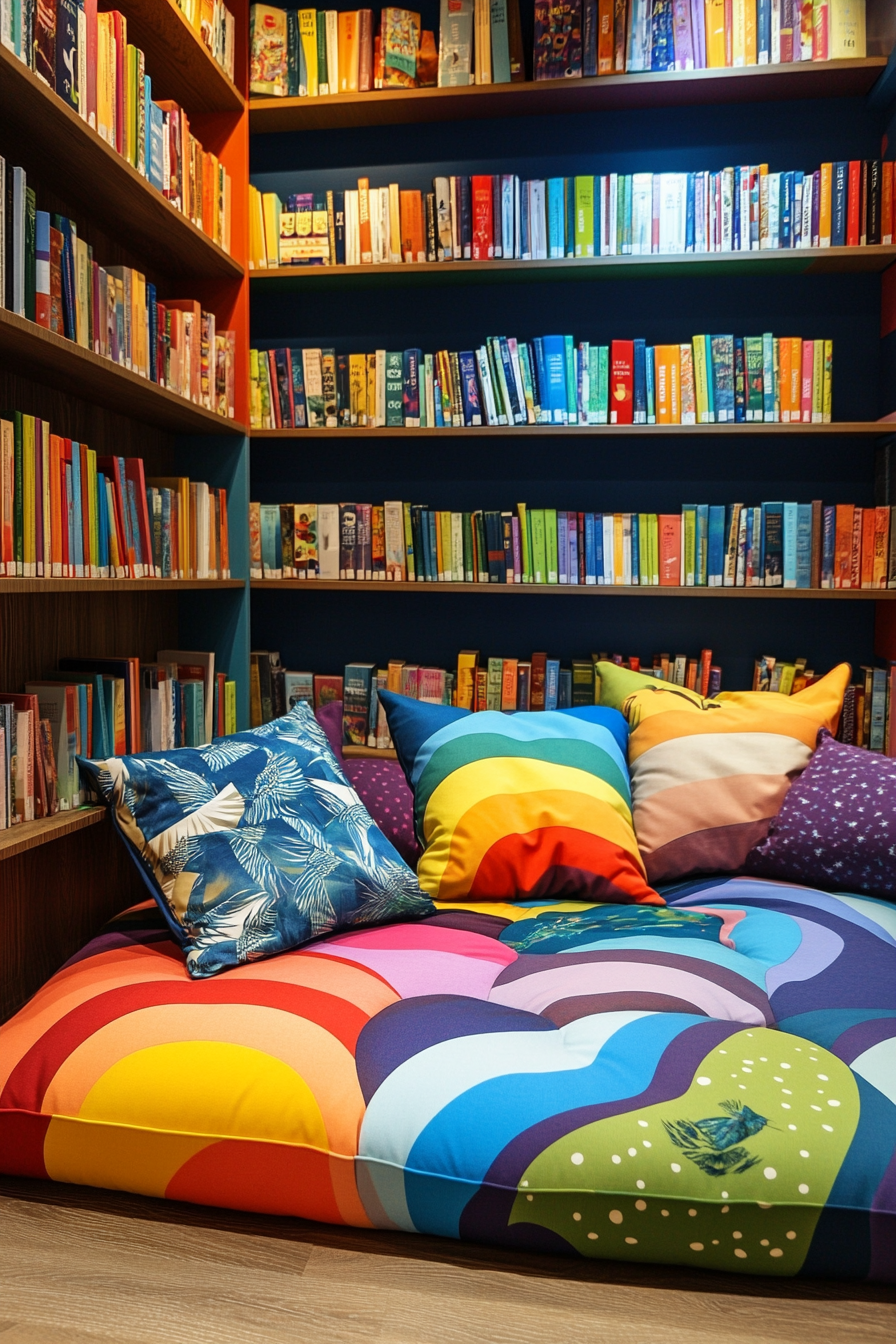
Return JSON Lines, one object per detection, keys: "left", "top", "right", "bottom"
{"left": 833, "top": 503, "right": 854, "bottom": 588}
{"left": 861, "top": 507, "right": 875, "bottom": 588}
{"left": 338, "top": 10, "right": 361, "bottom": 91}
{"left": 501, "top": 658, "right": 519, "bottom": 712}
{"left": 358, "top": 177, "right": 373, "bottom": 263}
{"left": 850, "top": 506, "right": 863, "bottom": 590}
{"left": 654, "top": 345, "right": 681, "bottom": 424}
{"left": 874, "top": 506, "right": 890, "bottom": 589}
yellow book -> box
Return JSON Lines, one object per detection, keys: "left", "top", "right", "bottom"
{"left": 439, "top": 509, "right": 452, "bottom": 580}
{"left": 367, "top": 353, "right": 377, "bottom": 427}
{"left": 23, "top": 415, "right": 35, "bottom": 577}
{"left": 388, "top": 183, "right": 402, "bottom": 264}
{"left": 96, "top": 15, "right": 114, "bottom": 145}
{"left": 456, "top": 652, "right": 478, "bottom": 711}
{"left": 613, "top": 513, "right": 623, "bottom": 582}
{"left": 744, "top": 0, "right": 757, "bottom": 63}
{"left": 349, "top": 354, "right": 367, "bottom": 424}
{"left": 819, "top": 163, "right": 833, "bottom": 247}
{"left": 298, "top": 10, "right": 318, "bottom": 97}
{"left": 812, "top": 340, "right": 824, "bottom": 422}
{"left": 692, "top": 335, "right": 710, "bottom": 423}
{"left": 732, "top": 0, "right": 746, "bottom": 64}
{"left": 829, "top": 0, "right": 866, "bottom": 59}
{"left": 87, "top": 448, "right": 99, "bottom": 576}
{"left": 248, "top": 348, "right": 260, "bottom": 427}
{"left": 224, "top": 681, "right": 237, "bottom": 735}
{"left": 823, "top": 339, "right": 833, "bottom": 423}
{"left": 262, "top": 192, "right": 282, "bottom": 267}
{"left": 705, "top": 0, "right": 727, "bottom": 66}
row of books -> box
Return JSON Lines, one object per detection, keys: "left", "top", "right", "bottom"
{"left": 250, "top": 160, "right": 894, "bottom": 273}
{"left": 249, "top": 0, "right": 531, "bottom": 97}
{"left": 174, "top": 0, "right": 237, "bottom": 80}
{"left": 0, "top": 650, "right": 236, "bottom": 828}
{"left": 754, "top": 653, "right": 896, "bottom": 752}
{"left": 0, "top": 6, "right": 233, "bottom": 250}
{"left": 249, "top": 499, "right": 894, "bottom": 590}
{"left": 250, "top": 333, "right": 833, "bottom": 431}
{"left": 0, "top": 413, "right": 231, "bottom": 579}
{"left": 0, "top": 163, "right": 237, "bottom": 418}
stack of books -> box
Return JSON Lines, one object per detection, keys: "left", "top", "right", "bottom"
{"left": 0, "top": 164, "right": 237, "bottom": 418}
{"left": 250, "top": 332, "right": 834, "bottom": 430}
{"left": 174, "top": 0, "right": 237, "bottom": 78}
{"left": 249, "top": 499, "right": 893, "bottom": 590}
{"left": 248, "top": 157, "right": 895, "bottom": 269}
{"left": 0, "top": 650, "right": 236, "bottom": 828}
{"left": 0, "top": 413, "right": 231, "bottom": 580}
{"left": 1, "top": 6, "right": 233, "bottom": 248}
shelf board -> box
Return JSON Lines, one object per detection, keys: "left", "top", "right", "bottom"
{"left": 118, "top": 0, "right": 244, "bottom": 114}
{"left": 253, "top": 580, "right": 896, "bottom": 600}
{"left": 252, "top": 421, "right": 892, "bottom": 439}
{"left": 249, "top": 57, "right": 888, "bottom": 133}
{"left": 0, "top": 308, "right": 247, "bottom": 436}
{"left": 0, "top": 806, "right": 106, "bottom": 862}
{"left": 251, "top": 245, "right": 896, "bottom": 290}
{"left": 343, "top": 745, "right": 398, "bottom": 760}
{"left": 0, "top": 44, "right": 243, "bottom": 283}
{"left": 0, "top": 578, "right": 245, "bottom": 593}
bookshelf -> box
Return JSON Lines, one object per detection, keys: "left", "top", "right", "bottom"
{"left": 251, "top": 581, "right": 896, "bottom": 601}
{"left": 0, "top": 0, "right": 252, "bottom": 1014}
{"left": 251, "top": 423, "right": 893, "bottom": 439}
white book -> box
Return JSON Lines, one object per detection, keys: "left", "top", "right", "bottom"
{"left": 694, "top": 172, "right": 706, "bottom": 253}
{"left": 476, "top": 347, "right": 498, "bottom": 424}
{"left": 801, "top": 175, "right": 814, "bottom": 248}
{"left": 383, "top": 501, "right": 405, "bottom": 580}
{"left": 735, "top": 507, "right": 748, "bottom": 586}
{"left": 771, "top": 0, "right": 781, "bottom": 62}
{"left": 325, "top": 10, "right": 338, "bottom": 95}
{"left": 424, "top": 353, "right": 436, "bottom": 426}
{"left": 369, "top": 187, "right": 382, "bottom": 263}
{"left": 598, "top": 175, "right": 608, "bottom": 255}
{"left": 451, "top": 513, "right": 464, "bottom": 581}
{"left": 317, "top": 504, "right": 340, "bottom": 579}
{"left": 513, "top": 175, "right": 521, "bottom": 258}
{"left": 631, "top": 173, "right": 653, "bottom": 254}
{"left": 375, "top": 349, "right": 387, "bottom": 425}
{"left": 602, "top": 515, "right": 615, "bottom": 585}
{"left": 344, "top": 190, "right": 360, "bottom": 265}
{"left": 767, "top": 173, "right": 781, "bottom": 249}
{"left": 659, "top": 173, "right": 687, "bottom": 254}
{"left": 380, "top": 187, "right": 391, "bottom": 263}
{"left": 530, "top": 180, "right": 547, "bottom": 260}
{"left": 721, "top": 168, "right": 734, "bottom": 252}
{"left": 793, "top": 179, "right": 803, "bottom": 247}
{"left": 739, "top": 170, "right": 752, "bottom": 249}
{"left": 608, "top": 174, "right": 618, "bottom": 256}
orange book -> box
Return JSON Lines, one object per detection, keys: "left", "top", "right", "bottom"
{"left": 850, "top": 506, "right": 863, "bottom": 589}
{"left": 400, "top": 189, "right": 425, "bottom": 262}
{"left": 778, "top": 339, "right": 792, "bottom": 421}
{"left": 358, "top": 176, "right": 372, "bottom": 264}
{"left": 874, "top": 506, "right": 890, "bottom": 588}
{"left": 861, "top": 507, "right": 875, "bottom": 588}
{"left": 501, "top": 658, "right": 518, "bottom": 712}
{"left": 658, "top": 514, "right": 682, "bottom": 586}
{"left": 819, "top": 163, "right": 833, "bottom": 246}
{"left": 654, "top": 345, "right": 681, "bottom": 424}
{"left": 338, "top": 10, "right": 360, "bottom": 91}
{"left": 597, "top": 0, "right": 613, "bottom": 73}
{"left": 834, "top": 504, "right": 853, "bottom": 588}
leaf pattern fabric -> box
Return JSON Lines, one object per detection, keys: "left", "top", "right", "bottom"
{"left": 78, "top": 702, "right": 434, "bottom": 977}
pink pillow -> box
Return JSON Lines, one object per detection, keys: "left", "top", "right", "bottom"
{"left": 316, "top": 700, "right": 420, "bottom": 867}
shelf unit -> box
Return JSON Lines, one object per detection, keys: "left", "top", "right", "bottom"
{"left": 251, "top": 422, "right": 894, "bottom": 439}
{"left": 251, "top": 581, "right": 896, "bottom": 600}
{"left": 0, "top": 0, "right": 252, "bottom": 1014}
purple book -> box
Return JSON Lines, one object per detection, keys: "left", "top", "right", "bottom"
{"left": 690, "top": 0, "right": 706, "bottom": 67}
{"left": 511, "top": 514, "right": 522, "bottom": 582}
{"left": 812, "top": 169, "right": 821, "bottom": 246}
{"left": 672, "top": 0, "right": 694, "bottom": 68}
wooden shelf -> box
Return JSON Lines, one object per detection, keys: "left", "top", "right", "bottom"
{"left": 0, "top": 806, "right": 106, "bottom": 862}
{"left": 251, "top": 244, "right": 896, "bottom": 291}
{"left": 249, "top": 57, "right": 888, "bottom": 133}
{"left": 252, "top": 421, "right": 892, "bottom": 439}
{"left": 118, "top": 0, "right": 244, "bottom": 114}
{"left": 344, "top": 745, "right": 398, "bottom": 760}
{"left": 0, "top": 578, "right": 245, "bottom": 593}
{"left": 0, "top": 308, "right": 247, "bottom": 436}
{"left": 252, "top": 580, "right": 896, "bottom": 599}
{"left": 0, "top": 45, "right": 242, "bottom": 283}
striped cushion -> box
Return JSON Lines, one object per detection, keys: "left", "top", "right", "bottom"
{"left": 379, "top": 692, "right": 660, "bottom": 906}
{"left": 620, "top": 663, "right": 850, "bottom": 883}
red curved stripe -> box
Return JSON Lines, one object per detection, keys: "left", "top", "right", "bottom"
{"left": 0, "top": 1110, "right": 51, "bottom": 1177}
{"left": 165, "top": 1138, "right": 345, "bottom": 1224}
{"left": 1, "top": 981, "right": 369, "bottom": 1114}
{"left": 468, "top": 826, "right": 660, "bottom": 904}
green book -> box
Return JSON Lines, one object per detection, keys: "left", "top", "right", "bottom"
{"left": 574, "top": 175, "right": 594, "bottom": 257}
{"left": 682, "top": 505, "right": 697, "bottom": 586}
{"left": 475, "top": 511, "right": 488, "bottom": 581}
{"left": 385, "top": 351, "right": 403, "bottom": 427}
{"left": 530, "top": 509, "right": 546, "bottom": 584}
{"left": 638, "top": 512, "right": 650, "bottom": 584}
{"left": 545, "top": 508, "right": 559, "bottom": 584}
{"left": 597, "top": 345, "right": 609, "bottom": 423}
{"left": 488, "top": 337, "right": 513, "bottom": 424}
{"left": 563, "top": 335, "right": 577, "bottom": 424}
{"left": 24, "top": 187, "right": 36, "bottom": 323}
{"left": 486, "top": 657, "right": 503, "bottom": 711}
{"left": 316, "top": 11, "right": 328, "bottom": 92}
{"left": 744, "top": 336, "right": 764, "bottom": 421}
{"left": 517, "top": 503, "right": 530, "bottom": 582}
{"left": 648, "top": 514, "right": 659, "bottom": 585}
{"left": 462, "top": 512, "right": 474, "bottom": 582}
{"left": 184, "top": 681, "right": 205, "bottom": 748}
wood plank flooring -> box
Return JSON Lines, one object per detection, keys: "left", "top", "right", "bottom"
{"left": 0, "top": 1177, "right": 893, "bottom": 1344}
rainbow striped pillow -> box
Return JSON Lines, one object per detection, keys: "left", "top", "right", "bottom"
{"left": 379, "top": 692, "right": 661, "bottom": 906}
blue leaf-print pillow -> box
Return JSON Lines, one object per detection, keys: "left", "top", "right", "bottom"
{"left": 78, "top": 702, "right": 435, "bottom": 977}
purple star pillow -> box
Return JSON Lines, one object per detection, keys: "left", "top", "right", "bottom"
{"left": 746, "top": 728, "right": 896, "bottom": 898}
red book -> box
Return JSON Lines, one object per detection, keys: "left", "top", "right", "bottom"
{"left": 530, "top": 652, "right": 547, "bottom": 709}
{"left": 882, "top": 161, "right": 894, "bottom": 244}
{"left": 860, "top": 160, "right": 869, "bottom": 245}
{"left": 358, "top": 9, "right": 374, "bottom": 91}
{"left": 800, "top": 340, "right": 814, "bottom": 422}
{"left": 699, "top": 648, "right": 712, "bottom": 698}
{"left": 597, "top": 0, "right": 613, "bottom": 73}
{"left": 471, "top": 176, "right": 494, "bottom": 261}
{"left": 846, "top": 161, "right": 861, "bottom": 246}
{"left": 861, "top": 507, "right": 875, "bottom": 588}
{"left": 124, "top": 457, "right": 156, "bottom": 578}
{"left": 113, "top": 11, "right": 127, "bottom": 154}
{"left": 610, "top": 340, "right": 634, "bottom": 424}
{"left": 658, "top": 514, "right": 682, "bottom": 586}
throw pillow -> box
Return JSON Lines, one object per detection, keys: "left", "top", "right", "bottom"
{"left": 315, "top": 698, "right": 420, "bottom": 866}
{"left": 620, "top": 663, "right": 851, "bottom": 883}
{"left": 379, "top": 690, "right": 661, "bottom": 906}
{"left": 78, "top": 702, "right": 434, "bottom": 978}
{"left": 746, "top": 728, "right": 896, "bottom": 897}
{"left": 595, "top": 660, "right": 665, "bottom": 710}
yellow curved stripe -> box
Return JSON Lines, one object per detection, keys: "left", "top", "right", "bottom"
{"left": 433, "top": 899, "right": 605, "bottom": 922}
{"left": 42, "top": 1004, "right": 365, "bottom": 1156}
{"left": 420, "top": 787, "right": 645, "bottom": 900}
{"left": 422, "top": 757, "right": 632, "bottom": 847}
{"left": 44, "top": 1114, "right": 213, "bottom": 1197}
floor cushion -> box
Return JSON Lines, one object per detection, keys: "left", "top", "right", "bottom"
{"left": 0, "top": 878, "right": 893, "bottom": 1282}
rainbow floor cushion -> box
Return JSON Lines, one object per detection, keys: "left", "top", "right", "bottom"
{"left": 1, "top": 877, "right": 894, "bottom": 1283}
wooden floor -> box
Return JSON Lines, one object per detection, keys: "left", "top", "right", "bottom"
{"left": 0, "top": 1179, "right": 893, "bottom": 1344}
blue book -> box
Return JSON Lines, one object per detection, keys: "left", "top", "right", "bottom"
{"left": 594, "top": 513, "right": 604, "bottom": 582}
{"left": 650, "top": 0, "right": 674, "bottom": 69}
{"left": 758, "top": 0, "right": 771, "bottom": 60}
{"left": 711, "top": 335, "right": 735, "bottom": 422}
{"left": 734, "top": 336, "right": 746, "bottom": 422}
{"left": 563, "top": 334, "right": 578, "bottom": 422}
{"left": 822, "top": 504, "right": 835, "bottom": 586}
{"left": 148, "top": 94, "right": 165, "bottom": 192}
{"left": 566, "top": 177, "right": 575, "bottom": 257}
{"left": 783, "top": 501, "right": 798, "bottom": 587}
{"left": 696, "top": 503, "right": 709, "bottom": 584}
{"left": 558, "top": 668, "right": 572, "bottom": 709}
{"left": 498, "top": 337, "right": 524, "bottom": 423}
{"left": 545, "top": 659, "right": 560, "bottom": 711}
{"left": 96, "top": 474, "right": 107, "bottom": 573}
{"left": 584, "top": 511, "right": 596, "bottom": 583}
{"left": 547, "top": 178, "right": 565, "bottom": 258}
{"left": 64, "top": 462, "right": 74, "bottom": 570}
{"left": 56, "top": 0, "right": 79, "bottom": 109}
{"left": 490, "top": 0, "right": 511, "bottom": 82}
{"left": 686, "top": 172, "right": 696, "bottom": 251}
{"left": 796, "top": 502, "right": 812, "bottom": 588}
{"left": 763, "top": 502, "right": 784, "bottom": 585}
{"left": 708, "top": 504, "right": 725, "bottom": 585}
{"left": 160, "top": 488, "right": 172, "bottom": 577}
{"left": 532, "top": 337, "right": 548, "bottom": 420}
{"left": 792, "top": 171, "right": 804, "bottom": 245}
{"left": 631, "top": 512, "right": 640, "bottom": 584}
{"left": 733, "top": 167, "right": 742, "bottom": 250}
{"left": 781, "top": 171, "right": 793, "bottom": 248}
{"left": 645, "top": 345, "right": 655, "bottom": 423}
{"left": 583, "top": 0, "right": 597, "bottom": 76}
{"left": 458, "top": 351, "right": 481, "bottom": 425}
{"left": 832, "top": 162, "right": 848, "bottom": 247}
{"left": 762, "top": 332, "right": 776, "bottom": 420}
{"left": 632, "top": 338, "right": 647, "bottom": 424}
{"left": 541, "top": 334, "right": 568, "bottom": 423}
{"left": 402, "top": 349, "right": 421, "bottom": 425}
{"left": 147, "top": 282, "right": 157, "bottom": 383}
{"left": 333, "top": 191, "right": 346, "bottom": 265}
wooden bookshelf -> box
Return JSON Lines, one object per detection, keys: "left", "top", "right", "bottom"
{"left": 249, "top": 56, "right": 888, "bottom": 133}
{"left": 0, "top": 579, "right": 245, "bottom": 593}
{"left": 252, "top": 422, "right": 893, "bottom": 439}
{"left": 252, "top": 580, "right": 896, "bottom": 600}
{"left": 118, "top": 0, "right": 245, "bottom": 113}
{"left": 252, "top": 245, "right": 896, "bottom": 291}
{"left": 0, "top": 44, "right": 243, "bottom": 284}
{"left": 0, "top": 807, "right": 106, "bottom": 862}
{"left": 343, "top": 746, "right": 398, "bottom": 760}
{"left": 0, "top": 308, "right": 248, "bottom": 436}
